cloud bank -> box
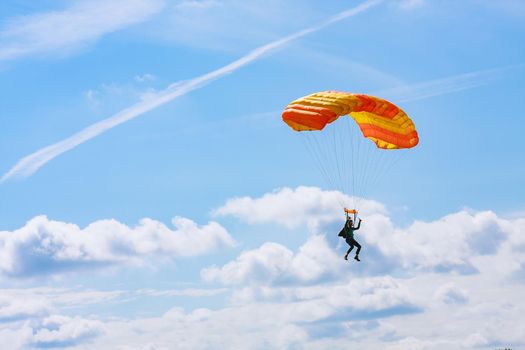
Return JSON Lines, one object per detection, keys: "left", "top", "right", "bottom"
{"left": 214, "top": 186, "right": 524, "bottom": 277}
{"left": 1, "top": 187, "right": 525, "bottom": 348}
{"left": 0, "top": 215, "right": 235, "bottom": 277}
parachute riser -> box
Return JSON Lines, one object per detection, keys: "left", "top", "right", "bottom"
{"left": 344, "top": 208, "right": 358, "bottom": 222}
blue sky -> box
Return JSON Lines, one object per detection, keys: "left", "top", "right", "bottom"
{"left": 1, "top": 0, "right": 525, "bottom": 349}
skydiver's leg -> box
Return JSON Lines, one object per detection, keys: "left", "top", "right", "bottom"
{"left": 344, "top": 239, "right": 354, "bottom": 260}
{"left": 352, "top": 239, "right": 362, "bottom": 261}
{"left": 354, "top": 240, "right": 361, "bottom": 256}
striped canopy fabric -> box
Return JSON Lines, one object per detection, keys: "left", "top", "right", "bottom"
{"left": 282, "top": 91, "right": 419, "bottom": 149}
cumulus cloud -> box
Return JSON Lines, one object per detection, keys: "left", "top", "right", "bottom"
{"left": 0, "top": 0, "right": 165, "bottom": 62}
{"left": 365, "top": 210, "right": 510, "bottom": 274}
{"left": 202, "top": 235, "right": 343, "bottom": 285}
{"left": 212, "top": 186, "right": 386, "bottom": 231}
{"left": 32, "top": 315, "right": 104, "bottom": 348}
{"left": 0, "top": 205, "right": 524, "bottom": 349}
{"left": 0, "top": 215, "right": 235, "bottom": 277}
{"left": 1, "top": 188, "right": 524, "bottom": 348}
{"left": 212, "top": 186, "right": 525, "bottom": 275}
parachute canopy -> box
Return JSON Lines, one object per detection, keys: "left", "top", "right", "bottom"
{"left": 282, "top": 91, "right": 419, "bottom": 149}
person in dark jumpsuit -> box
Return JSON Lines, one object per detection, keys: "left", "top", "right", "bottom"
{"left": 338, "top": 217, "right": 362, "bottom": 261}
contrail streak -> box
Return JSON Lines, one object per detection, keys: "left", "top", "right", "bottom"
{"left": 375, "top": 64, "right": 523, "bottom": 103}
{"left": 1, "top": 0, "right": 381, "bottom": 182}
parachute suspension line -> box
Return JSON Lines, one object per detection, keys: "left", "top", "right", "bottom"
{"left": 360, "top": 146, "right": 387, "bottom": 203}
{"left": 330, "top": 120, "right": 351, "bottom": 208}
{"left": 304, "top": 119, "right": 408, "bottom": 212}
{"left": 358, "top": 134, "right": 374, "bottom": 203}
{"left": 302, "top": 134, "right": 334, "bottom": 190}
{"left": 347, "top": 118, "right": 357, "bottom": 204}
{"left": 318, "top": 126, "right": 339, "bottom": 193}
{"left": 355, "top": 132, "right": 373, "bottom": 209}
{"left": 361, "top": 148, "right": 406, "bottom": 204}
{"left": 358, "top": 138, "right": 376, "bottom": 206}
{"left": 354, "top": 119, "right": 364, "bottom": 207}
{"left": 355, "top": 116, "right": 361, "bottom": 203}
{"left": 282, "top": 91, "right": 419, "bottom": 215}
{"left": 342, "top": 118, "right": 352, "bottom": 206}
{"left": 376, "top": 150, "right": 406, "bottom": 190}
{"left": 302, "top": 136, "right": 333, "bottom": 192}
{"left": 364, "top": 147, "right": 392, "bottom": 206}
{"left": 347, "top": 116, "right": 357, "bottom": 210}
{"left": 337, "top": 118, "right": 351, "bottom": 203}
{"left": 352, "top": 117, "right": 361, "bottom": 209}
{"left": 302, "top": 131, "right": 346, "bottom": 208}
{"left": 331, "top": 122, "right": 344, "bottom": 198}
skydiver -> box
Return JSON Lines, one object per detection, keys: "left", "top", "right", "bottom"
{"left": 338, "top": 217, "right": 362, "bottom": 261}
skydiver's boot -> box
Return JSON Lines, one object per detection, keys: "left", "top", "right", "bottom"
{"left": 354, "top": 255, "right": 360, "bottom": 262}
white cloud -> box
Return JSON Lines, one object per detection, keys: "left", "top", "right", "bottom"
{"left": 0, "top": 327, "right": 32, "bottom": 350}
{"left": 385, "top": 336, "right": 432, "bottom": 350}
{"left": 229, "top": 276, "right": 419, "bottom": 316}
{"left": 212, "top": 186, "right": 386, "bottom": 231}
{"left": 461, "top": 332, "right": 488, "bottom": 348}
{"left": 433, "top": 283, "right": 469, "bottom": 305}
{"left": 23, "top": 277, "right": 416, "bottom": 349}
{"left": 366, "top": 210, "right": 510, "bottom": 273}
{"left": 83, "top": 81, "right": 161, "bottom": 112}
{"left": 0, "top": 294, "right": 50, "bottom": 321}
{"left": 135, "top": 73, "right": 156, "bottom": 83}
{"left": 0, "top": 0, "right": 165, "bottom": 62}
{"left": 84, "top": 89, "right": 101, "bottom": 110}
{"left": 0, "top": 190, "right": 524, "bottom": 348}
{"left": 0, "top": 215, "right": 235, "bottom": 277}
{"left": 212, "top": 187, "right": 525, "bottom": 276}
{"left": 201, "top": 242, "right": 294, "bottom": 285}
{"left": 202, "top": 235, "right": 344, "bottom": 285}
{"left": 32, "top": 315, "right": 104, "bottom": 347}
{"left": 0, "top": 287, "right": 125, "bottom": 312}
{"left": 0, "top": 204, "right": 524, "bottom": 349}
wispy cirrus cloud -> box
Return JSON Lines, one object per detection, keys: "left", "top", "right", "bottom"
{"left": 0, "top": 0, "right": 165, "bottom": 62}
{"left": 376, "top": 64, "right": 524, "bottom": 103}
{"left": 0, "top": 0, "right": 381, "bottom": 182}
{"left": 397, "top": 0, "right": 425, "bottom": 10}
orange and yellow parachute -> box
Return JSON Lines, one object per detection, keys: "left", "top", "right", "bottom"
{"left": 282, "top": 91, "right": 418, "bottom": 149}
{"left": 281, "top": 91, "right": 419, "bottom": 211}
